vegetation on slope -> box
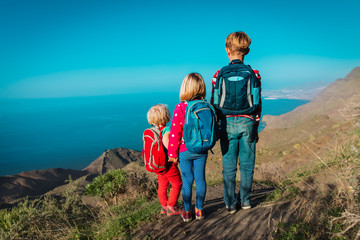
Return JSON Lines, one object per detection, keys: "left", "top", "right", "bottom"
{"left": 0, "top": 170, "right": 159, "bottom": 239}
{"left": 263, "top": 96, "right": 360, "bottom": 239}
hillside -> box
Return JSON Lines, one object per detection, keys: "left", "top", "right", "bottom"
{"left": 0, "top": 148, "right": 144, "bottom": 206}
{"left": 0, "top": 67, "right": 359, "bottom": 239}
{"left": 82, "top": 147, "right": 143, "bottom": 175}
{"left": 263, "top": 67, "right": 360, "bottom": 129}
{"left": 257, "top": 67, "right": 360, "bottom": 176}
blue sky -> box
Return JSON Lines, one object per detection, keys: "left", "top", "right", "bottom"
{"left": 0, "top": 0, "right": 359, "bottom": 98}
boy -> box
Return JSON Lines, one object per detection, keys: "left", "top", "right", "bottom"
{"left": 211, "top": 31, "right": 261, "bottom": 214}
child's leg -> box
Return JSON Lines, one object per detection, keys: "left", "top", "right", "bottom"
{"left": 220, "top": 117, "right": 239, "bottom": 209}
{"left": 157, "top": 174, "right": 169, "bottom": 207}
{"left": 179, "top": 151, "right": 194, "bottom": 212}
{"left": 237, "top": 119, "right": 256, "bottom": 205}
{"left": 193, "top": 153, "right": 207, "bottom": 210}
{"left": 167, "top": 165, "right": 183, "bottom": 207}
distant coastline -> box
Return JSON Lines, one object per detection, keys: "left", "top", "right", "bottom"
{"left": 263, "top": 97, "right": 277, "bottom": 100}
{"left": 262, "top": 81, "right": 330, "bottom": 100}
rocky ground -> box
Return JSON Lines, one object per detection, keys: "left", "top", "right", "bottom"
{"left": 133, "top": 183, "right": 281, "bottom": 240}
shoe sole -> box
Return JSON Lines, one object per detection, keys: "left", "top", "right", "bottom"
{"left": 196, "top": 216, "right": 204, "bottom": 220}
{"left": 182, "top": 218, "right": 192, "bottom": 222}
{"left": 241, "top": 206, "right": 251, "bottom": 210}
{"left": 182, "top": 214, "right": 193, "bottom": 222}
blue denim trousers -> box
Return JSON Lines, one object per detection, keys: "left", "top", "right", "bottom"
{"left": 220, "top": 117, "right": 256, "bottom": 208}
{"left": 179, "top": 151, "right": 207, "bottom": 212}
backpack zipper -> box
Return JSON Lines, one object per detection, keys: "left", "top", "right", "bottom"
{"left": 193, "top": 108, "right": 210, "bottom": 119}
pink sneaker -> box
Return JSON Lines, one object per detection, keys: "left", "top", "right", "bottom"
{"left": 167, "top": 205, "right": 182, "bottom": 216}
{"left": 195, "top": 207, "right": 204, "bottom": 220}
{"left": 181, "top": 210, "right": 193, "bottom": 222}
{"left": 160, "top": 205, "right": 167, "bottom": 214}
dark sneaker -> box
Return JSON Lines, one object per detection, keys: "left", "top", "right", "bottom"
{"left": 160, "top": 205, "right": 167, "bottom": 214}
{"left": 195, "top": 207, "right": 204, "bottom": 220}
{"left": 241, "top": 203, "right": 251, "bottom": 210}
{"left": 181, "top": 211, "right": 193, "bottom": 222}
{"left": 167, "top": 205, "right": 182, "bottom": 216}
{"left": 228, "top": 207, "right": 237, "bottom": 214}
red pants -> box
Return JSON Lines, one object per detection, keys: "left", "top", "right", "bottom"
{"left": 157, "top": 163, "right": 182, "bottom": 207}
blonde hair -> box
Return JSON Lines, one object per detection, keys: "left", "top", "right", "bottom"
{"left": 226, "top": 31, "right": 251, "bottom": 56}
{"left": 179, "top": 73, "right": 206, "bottom": 101}
{"left": 147, "top": 104, "right": 171, "bottom": 126}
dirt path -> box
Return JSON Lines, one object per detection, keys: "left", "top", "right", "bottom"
{"left": 133, "top": 183, "right": 294, "bottom": 240}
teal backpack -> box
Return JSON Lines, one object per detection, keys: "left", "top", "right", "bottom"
{"left": 213, "top": 59, "right": 261, "bottom": 116}
{"left": 183, "top": 100, "right": 218, "bottom": 153}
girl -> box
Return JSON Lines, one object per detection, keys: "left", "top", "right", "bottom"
{"left": 146, "top": 104, "right": 183, "bottom": 215}
{"left": 168, "top": 73, "right": 208, "bottom": 222}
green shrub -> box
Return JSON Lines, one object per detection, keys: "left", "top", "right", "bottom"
{"left": 94, "top": 197, "right": 160, "bottom": 239}
{"left": 0, "top": 186, "right": 160, "bottom": 240}
{"left": 0, "top": 192, "right": 94, "bottom": 239}
{"left": 273, "top": 221, "right": 324, "bottom": 240}
{"left": 85, "top": 169, "right": 127, "bottom": 198}
{"left": 266, "top": 186, "right": 300, "bottom": 202}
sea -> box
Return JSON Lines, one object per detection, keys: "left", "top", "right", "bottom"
{"left": 0, "top": 93, "right": 309, "bottom": 176}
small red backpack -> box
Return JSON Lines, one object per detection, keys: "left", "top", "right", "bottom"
{"left": 142, "top": 127, "right": 167, "bottom": 174}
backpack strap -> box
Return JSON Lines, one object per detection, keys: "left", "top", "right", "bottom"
{"left": 190, "top": 95, "right": 203, "bottom": 101}
{"left": 150, "top": 126, "right": 162, "bottom": 150}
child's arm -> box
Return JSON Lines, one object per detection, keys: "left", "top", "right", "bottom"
{"left": 210, "top": 70, "right": 220, "bottom": 104}
{"left": 162, "top": 132, "right": 170, "bottom": 149}
{"left": 162, "top": 129, "right": 178, "bottom": 163}
{"left": 253, "top": 69, "right": 262, "bottom": 120}
{"left": 167, "top": 103, "right": 184, "bottom": 162}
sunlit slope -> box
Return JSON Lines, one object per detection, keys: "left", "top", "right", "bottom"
{"left": 263, "top": 67, "right": 360, "bottom": 129}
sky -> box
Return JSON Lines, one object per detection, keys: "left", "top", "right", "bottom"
{"left": 0, "top": 0, "right": 359, "bottom": 98}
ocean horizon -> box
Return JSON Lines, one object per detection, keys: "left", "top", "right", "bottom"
{"left": 0, "top": 93, "right": 309, "bottom": 176}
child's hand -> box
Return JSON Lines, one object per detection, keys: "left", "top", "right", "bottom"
{"left": 168, "top": 157, "right": 178, "bottom": 163}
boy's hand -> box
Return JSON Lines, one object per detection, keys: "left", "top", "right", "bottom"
{"left": 168, "top": 157, "right": 178, "bottom": 163}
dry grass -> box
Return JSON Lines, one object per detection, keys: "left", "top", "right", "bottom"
{"left": 330, "top": 211, "right": 360, "bottom": 240}
{"left": 264, "top": 96, "right": 360, "bottom": 239}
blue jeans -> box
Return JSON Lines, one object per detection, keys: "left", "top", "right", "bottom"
{"left": 220, "top": 117, "right": 256, "bottom": 208}
{"left": 179, "top": 151, "right": 207, "bottom": 212}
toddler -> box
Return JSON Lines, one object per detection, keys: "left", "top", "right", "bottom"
{"left": 146, "top": 104, "right": 183, "bottom": 215}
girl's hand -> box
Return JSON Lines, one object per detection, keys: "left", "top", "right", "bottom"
{"left": 168, "top": 157, "right": 178, "bottom": 163}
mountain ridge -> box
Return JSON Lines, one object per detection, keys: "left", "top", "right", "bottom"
{"left": 0, "top": 148, "right": 143, "bottom": 205}
{"left": 262, "top": 66, "right": 360, "bottom": 129}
